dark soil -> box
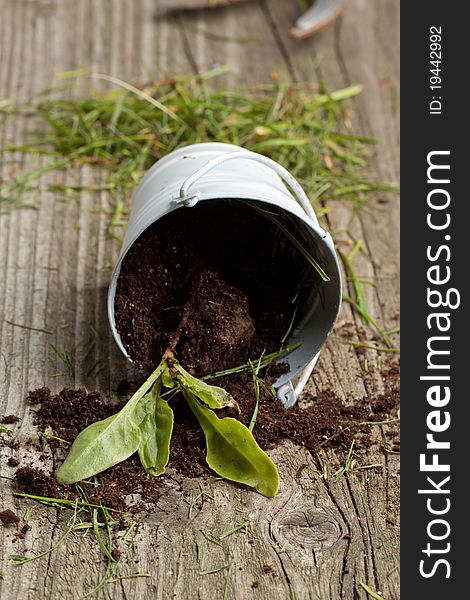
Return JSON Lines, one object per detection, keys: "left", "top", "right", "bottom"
{"left": 22, "top": 388, "right": 164, "bottom": 511}
{"left": 16, "top": 466, "right": 59, "bottom": 498}
{"left": 28, "top": 387, "right": 119, "bottom": 444}
{"left": 16, "top": 523, "right": 31, "bottom": 539}
{"left": 168, "top": 365, "right": 400, "bottom": 477}
{"left": 7, "top": 203, "right": 399, "bottom": 512}
{"left": 0, "top": 509, "right": 20, "bottom": 527}
{"left": 1, "top": 415, "right": 20, "bottom": 424}
{"left": 114, "top": 202, "right": 306, "bottom": 377}
{"left": 15, "top": 461, "right": 162, "bottom": 514}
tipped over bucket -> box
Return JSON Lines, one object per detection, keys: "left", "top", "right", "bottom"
{"left": 108, "top": 142, "right": 341, "bottom": 407}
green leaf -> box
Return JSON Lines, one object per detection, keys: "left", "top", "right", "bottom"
{"left": 56, "top": 409, "right": 141, "bottom": 484}
{"left": 136, "top": 382, "right": 174, "bottom": 476}
{"left": 174, "top": 362, "right": 238, "bottom": 410}
{"left": 184, "top": 391, "right": 279, "bottom": 498}
{"left": 56, "top": 360, "right": 167, "bottom": 484}
{"left": 152, "top": 389, "right": 174, "bottom": 474}
{"left": 161, "top": 367, "right": 176, "bottom": 389}
{"left": 135, "top": 387, "right": 159, "bottom": 475}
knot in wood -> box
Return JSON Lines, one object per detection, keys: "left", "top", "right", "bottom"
{"left": 272, "top": 506, "right": 342, "bottom": 553}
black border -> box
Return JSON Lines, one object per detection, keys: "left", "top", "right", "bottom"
{"left": 401, "top": 3, "right": 466, "bottom": 596}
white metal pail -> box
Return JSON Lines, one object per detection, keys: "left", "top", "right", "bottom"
{"left": 108, "top": 142, "right": 341, "bottom": 407}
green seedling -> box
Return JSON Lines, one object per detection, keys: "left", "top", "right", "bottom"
{"left": 184, "top": 389, "right": 278, "bottom": 497}
{"left": 57, "top": 350, "right": 279, "bottom": 498}
{"left": 56, "top": 361, "right": 166, "bottom": 483}
{"left": 135, "top": 380, "right": 174, "bottom": 477}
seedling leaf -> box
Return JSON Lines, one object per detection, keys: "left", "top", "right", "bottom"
{"left": 57, "top": 361, "right": 166, "bottom": 484}
{"left": 161, "top": 367, "right": 176, "bottom": 389}
{"left": 174, "top": 362, "right": 238, "bottom": 411}
{"left": 184, "top": 391, "right": 279, "bottom": 498}
{"left": 56, "top": 409, "right": 141, "bottom": 484}
{"left": 57, "top": 355, "right": 279, "bottom": 497}
{"left": 136, "top": 382, "right": 174, "bottom": 476}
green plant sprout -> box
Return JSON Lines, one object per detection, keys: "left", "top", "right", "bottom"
{"left": 57, "top": 348, "right": 279, "bottom": 498}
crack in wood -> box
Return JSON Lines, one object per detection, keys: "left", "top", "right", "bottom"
{"left": 258, "top": 0, "right": 298, "bottom": 82}
{"left": 178, "top": 17, "right": 200, "bottom": 75}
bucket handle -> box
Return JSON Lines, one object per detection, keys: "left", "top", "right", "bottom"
{"left": 277, "top": 352, "right": 319, "bottom": 407}
{"left": 178, "top": 150, "right": 318, "bottom": 224}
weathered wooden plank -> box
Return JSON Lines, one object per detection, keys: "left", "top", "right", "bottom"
{"left": 1, "top": 1, "right": 399, "bottom": 599}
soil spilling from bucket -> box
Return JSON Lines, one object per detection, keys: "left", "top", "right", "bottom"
{"left": 114, "top": 202, "right": 306, "bottom": 377}
{"left": 9, "top": 364, "right": 399, "bottom": 511}
{"left": 5, "top": 202, "right": 400, "bottom": 513}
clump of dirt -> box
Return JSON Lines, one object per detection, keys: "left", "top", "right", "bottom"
{"left": 249, "top": 386, "right": 399, "bottom": 454}
{"left": 83, "top": 455, "right": 162, "bottom": 511}
{"left": 15, "top": 462, "right": 161, "bottom": 514}
{"left": 0, "top": 509, "right": 20, "bottom": 527}
{"left": 1, "top": 415, "right": 20, "bottom": 424}
{"left": 15, "top": 523, "right": 31, "bottom": 540}
{"left": 23, "top": 389, "right": 162, "bottom": 511}
{"left": 114, "top": 202, "right": 306, "bottom": 377}
{"left": 176, "top": 269, "right": 256, "bottom": 374}
{"left": 16, "top": 466, "right": 59, "bottom": 498}
{"left": 28, "top": 387, "right": 120, "bottom": 443}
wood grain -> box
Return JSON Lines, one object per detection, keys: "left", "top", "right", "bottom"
{"left": 0, "top": 1, "right": 400, "bottom": 598}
